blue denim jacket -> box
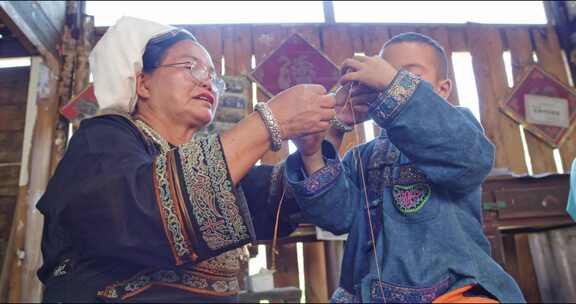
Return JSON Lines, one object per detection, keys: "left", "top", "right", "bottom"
{"left": 285, "top": 70, "right": 525, "bottom": 303}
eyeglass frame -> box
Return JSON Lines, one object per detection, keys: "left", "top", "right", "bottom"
{"left": 154, "top": 58, "right": 227, "bottom": 96}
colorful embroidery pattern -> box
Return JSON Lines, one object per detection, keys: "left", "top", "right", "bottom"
{"left": 369, "top": 276, "right": 454, "bottom": 303}
{"left": 331, "top": 287, "right": 361, "bottom": 303}
{"left": 97, "top": 267, "right": 240, "bottom": 300}
{"left": 392, "top": 183, "right": 431, "bottom": 213}
{"left": 371, "top": 69, "right": 421, "bottom": 127}
{"left": 296, "top": 159, "right": 342, "bottom": 196}
{"left": 178, "top": 135, "right": 250, "bottom": 251}
{"left": 153, "top": 153, "right": 194, "bottom": 264}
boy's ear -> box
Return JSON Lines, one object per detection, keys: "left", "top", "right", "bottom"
{"left": 436, "top": 78, "right": 452, "bottom": 100}
{"left": 136, "top": 72, "right": 151, "bottom": 99}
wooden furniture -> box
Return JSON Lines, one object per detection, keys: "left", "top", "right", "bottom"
{"left": 481, "top": 173, "right": 573, "bottom": 302}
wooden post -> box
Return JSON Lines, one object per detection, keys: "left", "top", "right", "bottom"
{"left": 303, "top": 241, "right": 329, "bottom": 302}
{"left": 467, "top": 24, "right": 528, "bottom": 175}
{"left": 4, "top": 56, "right": 60, "bottom": 303}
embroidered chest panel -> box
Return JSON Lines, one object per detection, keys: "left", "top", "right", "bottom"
{"left": 366, "top": 139, "right": 431, "bottom": 214}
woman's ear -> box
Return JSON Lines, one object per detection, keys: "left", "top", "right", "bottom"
{"left": 136, "top": 72, "right": 151, "bottom": 100}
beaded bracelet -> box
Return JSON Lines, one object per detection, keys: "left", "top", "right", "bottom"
{"left": 254, "top": 102, "right": 283, "bottom": 151}
{"left": 330, "top": 116, "right": 354, "bottom": 133}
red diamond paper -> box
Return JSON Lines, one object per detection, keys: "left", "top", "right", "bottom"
{"left": 500, "top": 65, "right": 576, "bottom": 147}
{"left": 251, "top": 33, "right": 339, "bottom": 97}
{"left": 60, "top": 84, "right": 99, "bottom": 124}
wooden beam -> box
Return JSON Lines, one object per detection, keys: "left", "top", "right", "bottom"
{"left": 0, "top": 38, "right": 29, "bottom": 58}
{"left": 0, "top": 1, "right": 65, "bottom": 65}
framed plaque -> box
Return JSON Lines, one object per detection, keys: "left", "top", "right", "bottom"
{"left": 251, "top": 33, "right": 340, "bottom": 97}
{"left": 500, "top": 65, "right": 576, "bottom": 147}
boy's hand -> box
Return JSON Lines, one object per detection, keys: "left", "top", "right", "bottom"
{"left": 339, "top": 55, "right": 398, "bottom": 91}
{"left": 333, "top": 83, "right": 373, "bottom": 126}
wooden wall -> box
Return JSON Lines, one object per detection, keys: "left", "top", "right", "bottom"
{"left": 98, "top": 22, "right": 576, "bottom": 302}
{"left": 0, "top": 67, "right": 28, "bottom": 268}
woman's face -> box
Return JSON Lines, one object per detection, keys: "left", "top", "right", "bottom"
{"left": 137, "top": 40, "right": 219, "bottom": 129}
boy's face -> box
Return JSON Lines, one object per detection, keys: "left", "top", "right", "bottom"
{"left": 381, "top": 41, "right": 452, "bottom": 100}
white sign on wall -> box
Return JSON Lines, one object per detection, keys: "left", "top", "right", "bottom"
{"left": 524, "top": 94, "right": 570, "bottom": 128}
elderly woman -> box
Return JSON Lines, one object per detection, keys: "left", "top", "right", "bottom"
{"left": 36, "top": 17, "right": 335, "bottom": 302}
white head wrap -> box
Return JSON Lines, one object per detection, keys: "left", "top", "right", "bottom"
{"left": 89, "top": 16, "right": 178, "bottom": 114}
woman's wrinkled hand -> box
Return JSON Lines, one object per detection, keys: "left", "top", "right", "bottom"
{"left": 268, "top": 84, "right": 336, "bottom": 139}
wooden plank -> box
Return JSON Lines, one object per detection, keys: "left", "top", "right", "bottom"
{"left": 349, "top": 25, "right": 365, "bottom": 54}
{"left": 0, "top": 67, "right": 29, "bottom": 106}
{"left": 0, "top": 186, "right": 17, "bottom": 197}
{"left": 505, "top": 28, "right": 557, "bottom": 175}
{"left": 0, "top": 186, "right": 25, "bottom": 301}
{"left": 467, "top": 24, "right": 527, "bottom": 174}
{"left": 0, "top": 165, "right": 19, "bottom": 189}
{"left": 388, "top": 25, "right": 419, "bottom": 38}
{"left": 0, "top": 105, "right": 26, "bottom": 131}
{"left": 266, "top": 243, "right": 300, "bottom": 288}
{"left": 322, "top": 25, "right": 364, "bottom": 156}
{"left": 252, "top": 25, "right": 290, "bottom": 165}
{"left": 532, "top": 26, "right": 576, "bottom": 171}
{"left": 514, "top": 234, "right": 542, "bottom": 303}
{"left": 303, "top": 241, "right": 329, "bottom": 303}
{"left": 0, "top": 132, "right": 23, "bottom": 163}
{"left": 361, "top": 25, "right": 389, "bottom": 56}
{"left": 0, "top": 1, "right": 65, "bottom": 62}
{"left": 187, "top": 26, "right": 223, "bottom": 77}
{"left": 447, "top": 27, "right": 468, "bottom": 52}
{"left": 420, "top": 27, "right": 460, "bottom": 105}
{"left": 288, "top": 25, "right": 321, "bottom": 49}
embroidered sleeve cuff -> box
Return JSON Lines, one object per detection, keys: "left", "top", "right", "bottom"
{"left": 370, "top": 69, "right": 421, "bottom": 128}
{"left": 152, "top": 134, "right": 255, "bottom": 265}
{"left": 286, "top": 140, "right": 342, "bottom": 197}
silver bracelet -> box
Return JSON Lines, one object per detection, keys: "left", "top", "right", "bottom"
{"left": 254, "top": 102, "right": 283, "bottom": 151}
{"left": 330, "top": 117, "right": 353, "bottom": 133}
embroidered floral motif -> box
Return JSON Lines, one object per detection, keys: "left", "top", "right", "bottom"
{"left": 331, "top": 287, "right": 361, "bottom": 303}
{"left": 296, "top": 159, "right": 342, "bottom": 196}
{"left": 195, "top": 249, "right": 243, "bottom": 276}
{"left": 369, "top": 276, "right": 454, "bottom": 303}
{"left": 371, "top": 69, "right": 421, "bottom": 127}
{"left": 178, "top": 135, "right": 250, "bottom": 251}
{"left": 97, "top": 267, "right": 240, "bottom": 301}
{"left": 392, "top": 183, "right": 431, "bottom": 213}
{"left": 153, "top": 153, "right": 194, "bottom": 264}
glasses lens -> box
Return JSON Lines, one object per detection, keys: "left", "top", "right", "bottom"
{"left": 212, "top": 78, "right": 226, "bottom": 96}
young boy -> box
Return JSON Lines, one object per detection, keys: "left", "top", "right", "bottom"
{"left": 286, "top": 33, "right": 525, "bottom": 303}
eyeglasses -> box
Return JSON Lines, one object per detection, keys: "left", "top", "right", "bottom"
{"left": 156, "top": 58, "right": 226, "bottom": 96}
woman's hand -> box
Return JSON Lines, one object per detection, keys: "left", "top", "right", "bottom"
{"left": 267, "top": 84, "right": 336, "bottom": 139}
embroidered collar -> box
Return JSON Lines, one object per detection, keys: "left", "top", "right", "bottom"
{"left": 134, "top": 119, "right": 171, "bottom": 153}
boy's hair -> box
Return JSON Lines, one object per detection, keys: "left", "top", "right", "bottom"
{"left": 381, "top": 32, "right": 448, "bottom": 80}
